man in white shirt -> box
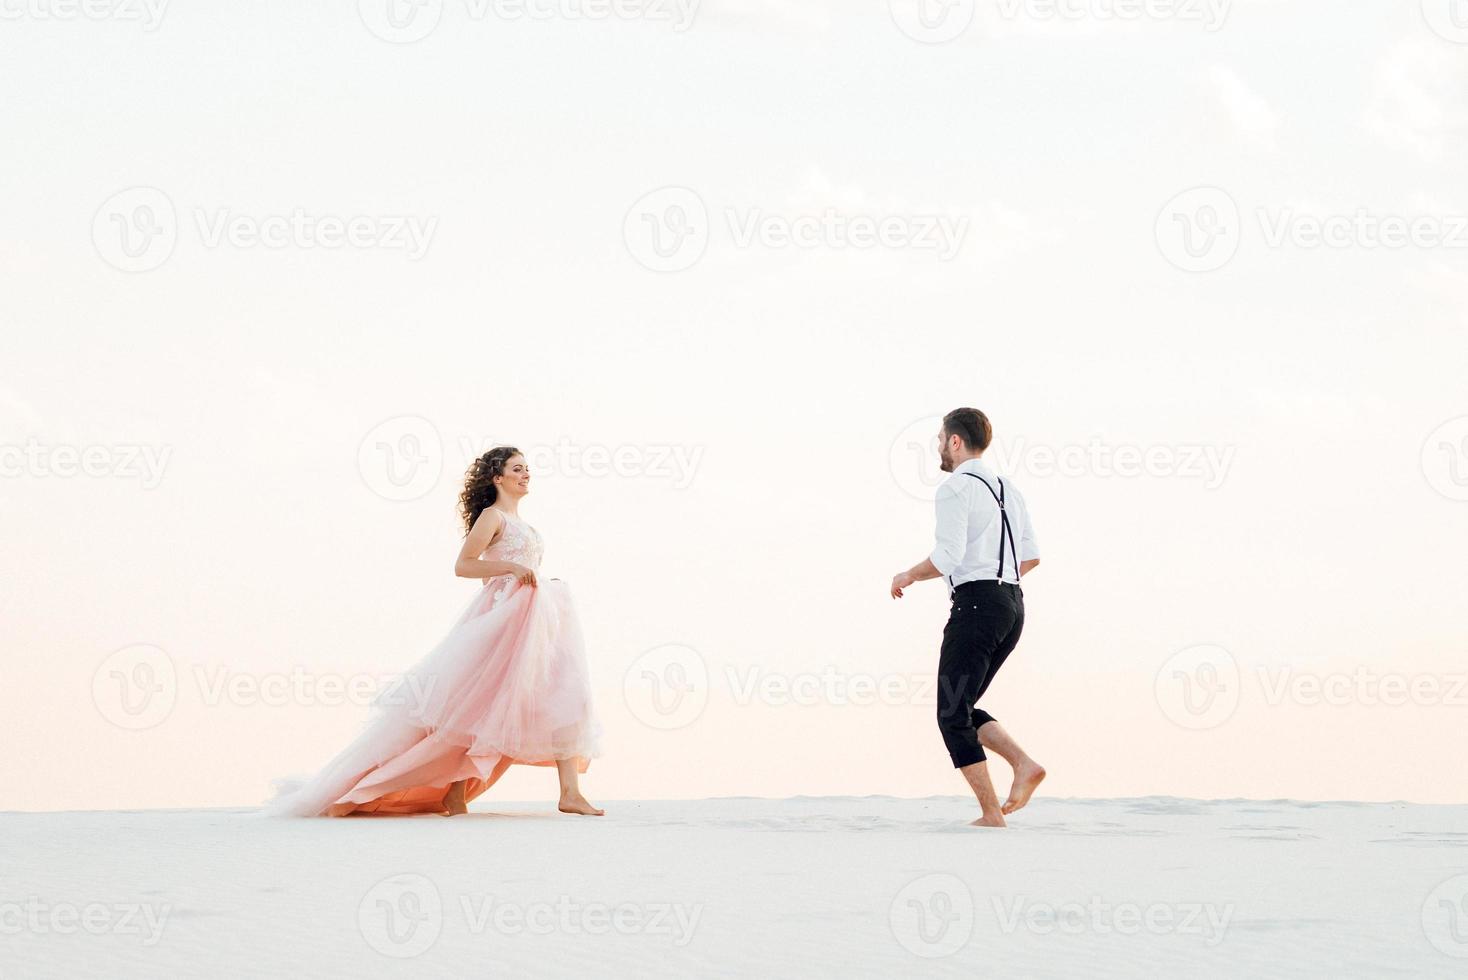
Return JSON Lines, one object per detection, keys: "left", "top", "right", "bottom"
{"left": 890, "top": 407, "right": 1047, "bottom": 828}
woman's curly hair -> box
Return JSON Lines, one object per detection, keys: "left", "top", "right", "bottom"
{"left": 460, "top": 446, "right": 522, "bottom": 533}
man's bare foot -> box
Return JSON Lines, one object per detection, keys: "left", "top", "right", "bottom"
{"left": 557, "top": 795, "right": 605, "bottom": 816}
{"left": 442, "top": 780, "right": 468, "bottom": 817}
{"left": 970, "top": 811, "right": 1007, "bottom": 828}
{"left": 1001, "top": 762, "right": 1046, "bottom": 815}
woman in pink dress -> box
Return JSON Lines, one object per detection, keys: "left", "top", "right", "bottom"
{"left": 268, "top": 446, "right": 603, "bottom": 817}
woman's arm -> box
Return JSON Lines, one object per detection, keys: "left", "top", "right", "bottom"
{"left": 453, "top": 509, "right": 536, "bottom": 585}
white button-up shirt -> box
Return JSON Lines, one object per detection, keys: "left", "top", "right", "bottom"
{"left": 930, "top": 457, "right": 1039, "bottom": 590}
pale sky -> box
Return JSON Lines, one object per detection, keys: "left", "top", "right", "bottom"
{"left": 3, "top": 0, "right": 1467, "bottom": 811}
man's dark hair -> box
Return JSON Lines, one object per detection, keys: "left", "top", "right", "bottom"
{"left": 942, "top": 407, "right": 993, "bottom": 452}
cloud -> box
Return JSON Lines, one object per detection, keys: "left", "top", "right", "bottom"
{"left": 1206, "top": 65, "right": 1280, "bottom": 153}
{"left": 0, "top": 385, "right": 45, "bottom": 442}
{"left": 1363, "top": 37, "right": 1468, "bottom": 165}
{"left": 780, "top": 164, "right": 1060, "bottom": 267}
{"left": 786, "top": 166, "right": 874, "bottom": 212}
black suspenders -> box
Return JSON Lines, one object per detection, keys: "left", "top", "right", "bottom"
{"left": 953, "top": 473, "right": 1020, "bottom": 587}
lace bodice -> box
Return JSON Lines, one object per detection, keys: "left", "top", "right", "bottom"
{"left": 481, "top": 510, "right": 543, "bottom": 572}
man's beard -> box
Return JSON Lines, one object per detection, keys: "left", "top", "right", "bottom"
{"left": 939, "top": 447, "right": 954, "bottom": 473}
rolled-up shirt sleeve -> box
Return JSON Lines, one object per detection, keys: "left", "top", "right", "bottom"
{"left": 929, "top": 480, "right": 969, "bottom": 576}
{"left": 1019, "top": 511, "right": 1040, "bottom": 561}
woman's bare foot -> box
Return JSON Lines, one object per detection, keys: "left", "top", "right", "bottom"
{"left": 557, "top": 794, "right": 605, "bottom": 816}
{"left": 442, "top": 780, "right": 469, "bottom": 817}
{"left": 1001, "top": 762, "right": 1047, "bottom": 815}
{"left": 970, "top": 811, "right": 1007, "bottom": 828}
{"left": 553, "top": 758, "right": 602, "bottom": 815}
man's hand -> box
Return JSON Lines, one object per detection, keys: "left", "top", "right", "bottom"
{"left": 891, "top": 559, "right": 941, "bottom": 599}
{"left": 890, "top": 570, "right": 916, "bottom": 599}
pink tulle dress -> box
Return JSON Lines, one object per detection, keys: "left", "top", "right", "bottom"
{"left": 267, "top": 510, "right": 601, "bottom": 816}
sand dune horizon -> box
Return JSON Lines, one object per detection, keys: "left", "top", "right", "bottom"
{"left": 4, "top": 795, "right": 1464, "bottom": 976}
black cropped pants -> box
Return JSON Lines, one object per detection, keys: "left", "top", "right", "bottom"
{"left": 936, "top": 580, "right": 1025, "bottom": 768}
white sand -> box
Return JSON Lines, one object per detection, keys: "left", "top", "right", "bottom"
{"left": 3, "top": 796, "right": 1466, "bottom": 977}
